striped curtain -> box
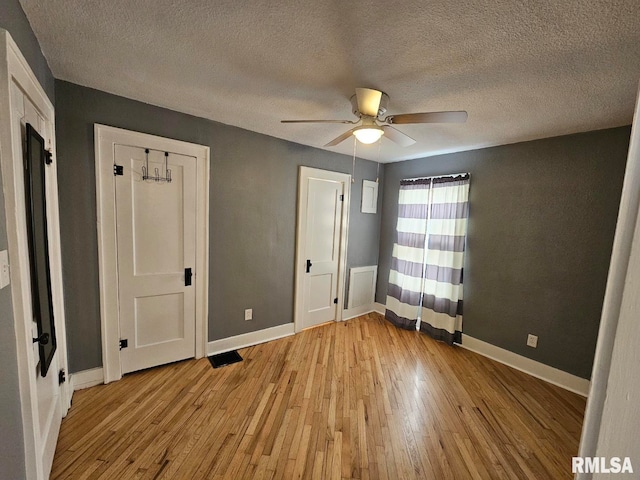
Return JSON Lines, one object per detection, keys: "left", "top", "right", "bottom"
{"left": 420, "top": 175, "right": 469, "bottom": 344}
{"left": 385, "top": 179, "right": 431, "bottom": 330}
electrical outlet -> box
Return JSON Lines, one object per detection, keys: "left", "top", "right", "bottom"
{"left": 244, "top": 308, "right": 253, "bottom": 321}
{"left": 527, "top": 334, "right": 538, "bottom": 348}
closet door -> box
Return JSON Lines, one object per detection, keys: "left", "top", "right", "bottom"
{"left": 114, "top": 145, "right": 197, "bottom": 374}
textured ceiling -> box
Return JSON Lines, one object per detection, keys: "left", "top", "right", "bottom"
{"left": 19, "top": 0, "right": 640, "bottom": 162}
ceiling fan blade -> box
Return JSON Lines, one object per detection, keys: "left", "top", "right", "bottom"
{"left": 281, "top": 119, "right": 355, "bottom": 124}
{"left": 386, "top": 111, "right": 468, "bottom": 124}
{"left": 324, "top": 129, "right": 356, "bottom": 147}
{"left": 355, "top": 88, "right": 383, "bottom": 117}
{"left": 382, "top": 126, "right": 416, "bottom": 147}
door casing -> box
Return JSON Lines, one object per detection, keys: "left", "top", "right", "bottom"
{"left": 95, "top": 124, "right": 210, "bottom": 383}
{"left": 294, "top": 166, "right": 351, "bottom": 332}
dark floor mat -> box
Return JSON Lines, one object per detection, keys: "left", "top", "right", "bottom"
{"left": 208, "top": 350, "right": 243, "bottom": 369}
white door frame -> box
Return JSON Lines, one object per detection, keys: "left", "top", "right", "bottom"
{"left": 0, "top": 30, "right": 71, "bottom": 479}
{"left": 294, "top": 166, "right": 351, "bottom": 332}
{"left": 577, "top": 84, "right": 640, "bottom": 476}
{"left": 95, "top": 125, "right": 210, "bottom": 383}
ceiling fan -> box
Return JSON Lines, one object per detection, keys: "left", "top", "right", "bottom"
{"left": 281, "top": 88, "right": 468, "bottom": 147}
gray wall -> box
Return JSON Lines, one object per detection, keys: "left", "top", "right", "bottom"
{"left": 0, "top": 165, "right": 26, "bottom": 480}
{"left": 55, "top": 80, "right": 383, "bottom": 373}
{"left": 0, "top": 0, "right": 54, "bottom": 102}
{"left": 0, "top": 0, "right": 54, "bottom": 478}
{"left": 377, "top": 127, "right": 630, "bottom": 379}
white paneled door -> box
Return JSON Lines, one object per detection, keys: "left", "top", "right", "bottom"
{"left": 296, "top": 167, "right": 350, "bottom": 330}
{"left": 3, "top": 32, "right": 71, "bottom": 480}
{"left": 10, "top": 78, "right": 66, "bottom": 480}
{"left": 114, "top": 145, "right": 197, "bottom": 374}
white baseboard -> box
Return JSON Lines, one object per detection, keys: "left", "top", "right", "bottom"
{"left": 207, "top": 323, "right": 295, "bottom": 356}
{"left": 71, "top": 367, "right": 104, "bottom": 391}
{"left": 342, "top": 301, "right": 388, "bottom": 321}
{"left": 459, "top": 334, "right": 590, "bottom": 397}
{"left": 343, "top": 304, "right": 376, "bottom": 321}
{"left": 371, "top": 302, "right": 588, "bottom": 396}
{"left": 71, "top": 325, "right": 296, "bottom": 390}
{"left": 373, "top": 302, "right": 386, "bottom": 314}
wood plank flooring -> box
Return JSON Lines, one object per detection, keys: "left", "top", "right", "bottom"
{"left": 52, "top": 313, "right": 586, "bottom": 479}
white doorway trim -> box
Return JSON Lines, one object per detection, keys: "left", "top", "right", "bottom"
{"left": 577, "top": 83, "right": 640, "bottom": 477}
{"left": 294, "top": 166, "right": 351, "bottom": 333}
{"left": 0, "top": 30, "right": 70, "bottom": 479}
{"left": 95, "top": 125, "right": 210, "bottom": 383}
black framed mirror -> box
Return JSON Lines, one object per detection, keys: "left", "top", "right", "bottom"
{"left": 25, "top": 123, "right": 56, "bottom": 377}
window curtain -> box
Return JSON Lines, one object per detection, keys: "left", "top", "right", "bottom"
{"left": 384, "top": 179, "right": 431, "bottom": 330}
{"left": 420, "top": 175, "right": 469, "bottom": 345}
{"left": 385, "top": 174, "right": 470, "bottom": 345}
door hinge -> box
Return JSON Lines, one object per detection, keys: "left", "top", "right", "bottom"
{"left": 58, "top": 369, "right": 66, "bottom": 385}
{"left": 339, "top": 194, "right": 344, "bottom": 201}
{"left": 119, "top": 339, "right": 128, "bottom": 350}
{"left": 334, "top": 298, "right": 338, "bottom": 304}
{"left": 45, "top": 150, "right": 53, "bottom": 165}
{"left": 114, "top": 164, "right": 124, "bottom": 176}
{"left": 185, "top": 267, "right": 193, "bottom": 286}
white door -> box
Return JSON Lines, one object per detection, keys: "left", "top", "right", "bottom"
{"left": 9, "top": 82, "right": 67, "bottom": 478}
{"left": 114, "top": 145, "right": 197, "bottom": 374}
{"left": 296, "top": 167, "right": 350, "bottom": 330}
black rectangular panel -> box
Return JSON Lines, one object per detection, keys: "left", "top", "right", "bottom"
{"left": 25, "top": 123, "right": 57, "bottom": 377}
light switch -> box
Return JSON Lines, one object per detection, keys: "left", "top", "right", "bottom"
{"left": 0, "top": 250, "right": 9, "bottom": 289}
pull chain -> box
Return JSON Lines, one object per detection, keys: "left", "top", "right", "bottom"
{"left": 376, "top": 137, "right": 382, "bottom": 183}
{"left": 351, "top": 137, "right": 357, "bottom": 184}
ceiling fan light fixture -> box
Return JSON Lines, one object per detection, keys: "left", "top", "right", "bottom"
{"left": 353, "top": 126, "right": 384, "bottom": 144}
{"left": 282, "top": 87, "right": 467, "bottom": 148}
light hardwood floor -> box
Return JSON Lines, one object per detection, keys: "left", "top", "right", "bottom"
{"left": 52, "top": 313, "right": 586, "bottom": 479}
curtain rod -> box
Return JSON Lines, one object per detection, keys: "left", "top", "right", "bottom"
{"left": 402, "top": 172, "right": 470, "bottom": 181}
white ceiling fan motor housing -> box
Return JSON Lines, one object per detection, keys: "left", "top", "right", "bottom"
{"left": 350, "top": 91, "right": 389, "bottom": 119}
